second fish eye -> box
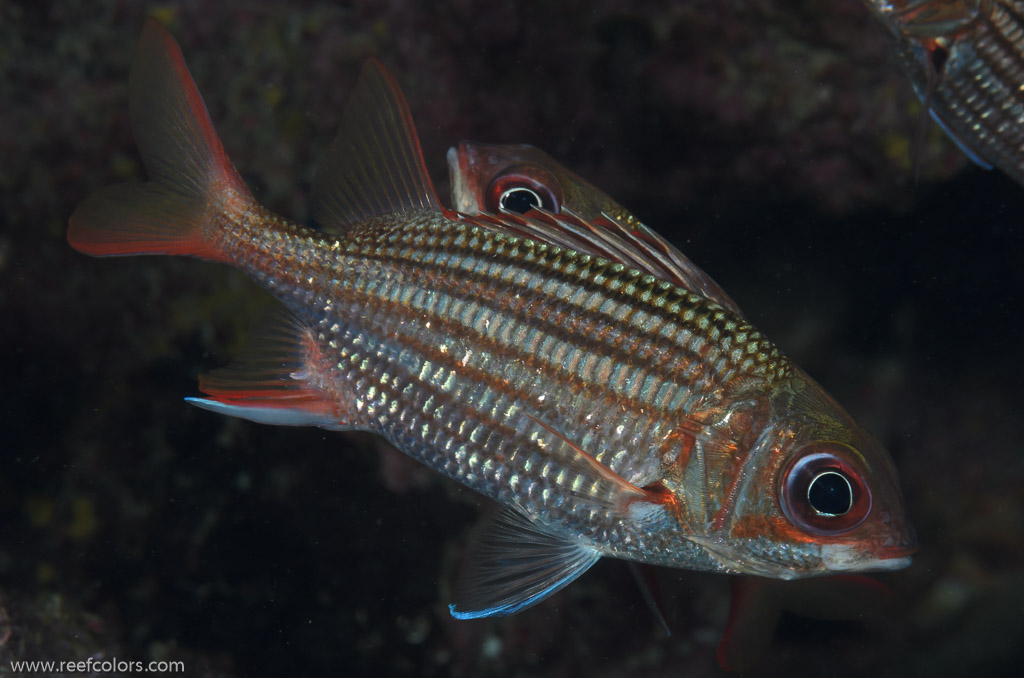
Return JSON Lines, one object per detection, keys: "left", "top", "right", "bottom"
{"left": 484, "top": 165, "right": 562, "bottom": 215}
{"left": 498, "top": 187, "right": 542, "bottom": 214}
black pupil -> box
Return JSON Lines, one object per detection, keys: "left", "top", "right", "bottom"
{"left": 499, "top": 187, "right": 542, "bottom": 214}
{"left": 807, "top": 471, "right": 852, "bottom": 516}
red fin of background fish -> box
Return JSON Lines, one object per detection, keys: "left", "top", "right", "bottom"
{"left": 717, "top": 577, "right": 783, "bottom": 672}
{"left": 311, "top": 59, "right": 443, "bottom": 232}
{"left": 67, "top": 18, "right": 250, "bottom": 260}
{"left": 716, "top": 575, "right": 892, "bottom": 671}
{"left": 449, "top": 505, "right": 601, "bottom": 619}
{"left": 186, "top": 310, "right": 344, "bottom": 428}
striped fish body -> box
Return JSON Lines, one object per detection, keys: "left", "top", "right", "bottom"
{"left": 864, "top": 0, "right": 1024, "bottom": 183}
{"left": 68, "top": 21, "right": 916, "bottom": 619}
{"left": 219, "top": 205, "right": 786, "bottom": 567}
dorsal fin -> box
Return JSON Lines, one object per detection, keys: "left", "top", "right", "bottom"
{"left": 447, "top": 141, "right": 744, "bottom": 315}
{"left": 311, "top": 59, "right": 442, "bottom": 233}
{"left": 465, "top": 207, "right": 744, "bottom": 316}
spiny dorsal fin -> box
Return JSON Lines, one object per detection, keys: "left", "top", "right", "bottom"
{"left": 311, "top": 59, "right": 441, "bottom": 232}
{"left": 465, "top": 206, "right": 744, "bottom": 317}
{"left": 447, "top": 141, "right": 743, "bottom": 315}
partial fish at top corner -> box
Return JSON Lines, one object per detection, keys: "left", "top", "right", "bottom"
{"left": 864, "top": 0, "right": 1024, "bottom": 186}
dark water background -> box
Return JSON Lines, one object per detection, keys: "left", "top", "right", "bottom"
{"left": 2, "top": 1, "right": 1022, "bottom": 676}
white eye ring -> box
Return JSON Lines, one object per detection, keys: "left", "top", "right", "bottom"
{"left": 498, "top": 187, "right": 542, "bottom": 213}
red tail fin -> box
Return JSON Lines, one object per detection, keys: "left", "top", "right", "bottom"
{"left": 67, "top": 19, "right": 250, "bottom": 260}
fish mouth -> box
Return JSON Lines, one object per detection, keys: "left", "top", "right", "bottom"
{"left": 820, "top": 542, "right": 917, "bottom": 573}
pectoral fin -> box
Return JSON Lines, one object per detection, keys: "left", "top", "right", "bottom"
{"left": 449, "top": 506, "right": 601, "bottom": 619}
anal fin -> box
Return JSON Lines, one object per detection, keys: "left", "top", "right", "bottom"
{"left": 186, "top": 309, "right": 346, "bottom": 429}
{"left": 449, "top": 506, "right": 601, "bottom": 619}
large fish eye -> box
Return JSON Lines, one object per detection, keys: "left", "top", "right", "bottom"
{"left": 485, "top": 164, "right": 562, "bottom": 215}
{"left": 781, "top": 444, "right": 871, "bottom": 535}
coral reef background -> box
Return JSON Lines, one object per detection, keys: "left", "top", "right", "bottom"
{"left": 2, "top": 1, "right": 1022, "bottom": 676}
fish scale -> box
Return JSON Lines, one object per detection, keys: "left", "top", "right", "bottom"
{"left": 67, "top": 20, "right": 915, "bottom": 624}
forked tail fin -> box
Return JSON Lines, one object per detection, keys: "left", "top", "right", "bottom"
{"left": 67, "top": 18, "right": 251, "bottom": 260}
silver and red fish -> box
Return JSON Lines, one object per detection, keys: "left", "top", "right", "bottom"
{"left": 447, "top": 142, "right": 902, "bottom": 669}
{"left": 68, "top": 20, "right": 916, "bottom": 622}
{"left": 863, "top": 0, "right": 1024, "bottom": 184}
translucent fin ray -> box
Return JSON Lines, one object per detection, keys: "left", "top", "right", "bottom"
{"left": 627, "top": 562, "right": 671, "bottom": 636}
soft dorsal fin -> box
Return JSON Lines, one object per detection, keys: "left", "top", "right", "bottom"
{"left": 311, "top": 59, "right": 442, "bottom": 232}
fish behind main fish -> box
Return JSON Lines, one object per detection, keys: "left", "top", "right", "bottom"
{"left": 447, "top": 141, "right": 741, "bottom": 313}
{"left": 68, "top": 20, "right": 916, "bottom": 622}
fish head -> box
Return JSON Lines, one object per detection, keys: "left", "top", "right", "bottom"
{"left": 864, "top": 0, "right": 982, "bottom": 40}
{"left": 694, "top": 369, "right": 917, "bottom": 579}
{"left": 446, "top": 141, "right": 635, "bottom": 225}
{"left": 862, "top": 0, "right": 983, "bottom": 94}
